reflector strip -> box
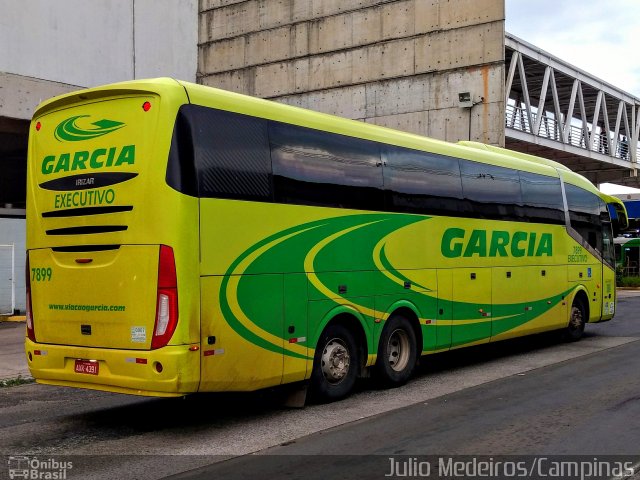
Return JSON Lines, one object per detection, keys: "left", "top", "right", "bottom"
{"left": 126, "top": 357, "right": 148, "bottom": 364}
{"left": 204, "top": 349, "right": 225, "bottom": 357}
{"left": 288, "top": 337, "right": 307, "bottom": 344}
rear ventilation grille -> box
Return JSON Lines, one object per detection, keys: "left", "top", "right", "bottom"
{"left": 42, "top": 206, "right": 133, "bottom": 218}
{"left": 46, "top": 226, "right": 128, "bottom": 236}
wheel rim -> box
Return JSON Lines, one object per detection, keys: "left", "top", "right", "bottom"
{"left": 570, "top": 305, "right": 584, "bottom": 330}
{"left": 320, "top": 338, "right": 350, "bottom": 385}
{"left": 387, "top": 328, "right": 410, "bottom": 372}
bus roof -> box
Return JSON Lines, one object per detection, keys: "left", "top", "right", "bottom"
{"left": 457, "top": 141, "right": 572, "bottom": 172}
{"left": 33, "top": 77, "right": 604, "bottom": 198}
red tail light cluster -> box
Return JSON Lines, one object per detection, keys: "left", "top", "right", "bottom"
{"left": 151, "top": 245, "right": 179, "bottom": 349}
{"left": 25, "top": 254, "right": 36, "bottom": 342}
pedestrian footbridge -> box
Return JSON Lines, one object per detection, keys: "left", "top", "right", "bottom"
{"left": 505, "top": 33, "right": 640, "bottom": 188}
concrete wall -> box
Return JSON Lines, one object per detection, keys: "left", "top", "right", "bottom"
{"left": 0, "top": 0, "right": 198, "bottom": 89}
{"left": 198, "top": 0, "right": 505, "bottom": 145}
{"left": 0, "top": 73, "right": 81, "bottom": 122}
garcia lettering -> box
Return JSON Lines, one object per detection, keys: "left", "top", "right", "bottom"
{"left": 41, "top": 145, "right": 135, "bottom": 175}
{"left": 441, "top": 228, "right": 553, "bottom": 258}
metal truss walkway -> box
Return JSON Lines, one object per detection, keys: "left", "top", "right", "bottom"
{"left": 505, "top": 33, "right": 640, "bottom": 187}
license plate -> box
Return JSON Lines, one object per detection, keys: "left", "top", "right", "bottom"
{"left": 74, "top": 359, "right": 99, "bottom": 375}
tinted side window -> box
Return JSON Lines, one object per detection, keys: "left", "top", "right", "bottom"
{"left": 166, "top": 107, "right": 198, "bottom": 196}
{"left": 270, "top": 122, "right": 383, "bottom": 210}
{"left": 172, "top": 105, "right": 272, "bottom": 201}
{"left": 383, "top": 146, "right": 467, "bottom": 215}
{"left": 460, "top": 161, "right": 523, "bottom": 220}
{"left": 519, "top": 171, "right": 565, "bottom": 224}
{"left": 565, "top": 183, "right": 602, "bottom": 249}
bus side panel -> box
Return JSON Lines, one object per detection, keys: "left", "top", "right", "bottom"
{"left": 282, "top": 273, "right": 309, "bottom": 384}
{"left": 590, "top": 262, "right": 604, "bottom": 322}
{"left": 451, "top": 268, "right": 492, "bottom": 348}
{"left": 568, "top": 262, "right": 601, "bottom": 321}
{"left": 491, "top": 266, "right": 568, "bottom": 342}
{"left": 601, "top": 269, "right": 616, "bottom": 321}
{"left": 199, "top": 275, "right": 284, "bottom": 391}
{"left": 434, "top": 269, "right": 453, "bottom": 351}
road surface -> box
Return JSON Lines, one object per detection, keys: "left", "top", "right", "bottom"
{"left": 1, "top": 291, "right": 639, "bottom": 479}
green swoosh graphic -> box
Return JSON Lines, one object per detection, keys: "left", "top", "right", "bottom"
{"left": 222, "top": 213, "right": 575, "bottom": 356}
{"left": 377, "top": 243, "right": 433, "bottom": 292}
{"left": 54, "top": 115, "right": 125, "bottom": 142}
{"left": 220, "top": 219, "right": 332, "bottom": 359}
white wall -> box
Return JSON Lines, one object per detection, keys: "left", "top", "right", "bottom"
{"left": 0, "top": 218, "right": 25, "bottom": 314}
{"left": 0, "top": 0, "right": 197, "bottom": 87}
{"left": 135, "top": 0, "right": 198, "bottom": 81}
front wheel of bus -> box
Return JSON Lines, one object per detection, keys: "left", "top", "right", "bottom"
{"left": 374, "top": 315, "right": 417, "bottom": 387}
{"left": 565, "top": 297, "right": 586, "bottom": 341}
{"left": 309, "top": 324, "right": 360, "bottom": 402}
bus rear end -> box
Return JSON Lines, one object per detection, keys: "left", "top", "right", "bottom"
{"left": 25, "top": 79, "right": 201, "bottom": 396}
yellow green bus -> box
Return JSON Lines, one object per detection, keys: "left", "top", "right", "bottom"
{"left": 25, "top": 78, "right": 628, "bottom": 402}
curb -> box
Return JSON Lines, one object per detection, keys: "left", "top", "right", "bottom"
{"left": 0, "top": 316, "right": 26, "bottom": 323}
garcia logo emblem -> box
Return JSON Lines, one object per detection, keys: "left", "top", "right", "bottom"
{"left": 54, "top": 115, "right": 125, "bottom": 142}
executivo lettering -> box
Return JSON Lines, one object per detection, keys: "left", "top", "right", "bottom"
{"left": 54, "top": 189, "right": 116, "bottom": 209}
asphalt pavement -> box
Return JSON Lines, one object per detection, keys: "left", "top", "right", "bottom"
{"left": 0, "top": 321, "right": 28, "bottom": 381}
{"left": 0, "top": 290, "right": 639, "bottom": 479}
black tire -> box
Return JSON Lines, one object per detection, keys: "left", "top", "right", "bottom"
{"left": 565, "top": 296, "right": 587, "bottom": 341}
{"left": 309, "top": 323, "right": 360, "bottom": 402}
{"left": 374, "top": 315, "right": 417, "bottom": 387}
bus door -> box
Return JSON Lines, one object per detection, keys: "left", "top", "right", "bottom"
{"left": 600, "top": 211, "right": 617, "bottom": 320}
{"left": 451, "top": 268, "right": 492, "bottom": 348}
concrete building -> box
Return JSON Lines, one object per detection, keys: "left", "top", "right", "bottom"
{"left": 197, "top": 0, "right": 639, "bottom": 187}
{"left": 198, "top": 0, "right": 505, "bottom": 146}
{"left": 0, "top": 0, "right": 198, "bottom": 313}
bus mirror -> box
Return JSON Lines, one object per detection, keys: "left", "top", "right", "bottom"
{"left": 612, "top": 218, "right": 621, "bottom": 237}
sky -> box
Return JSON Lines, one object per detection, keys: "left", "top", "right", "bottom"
{"left": 505, "top": 0, "right": 640, "bottom": 97}
{"left": 506, "top": 0, "right": 640, "bottom": 194}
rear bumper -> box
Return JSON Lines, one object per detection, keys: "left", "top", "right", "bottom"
{"left": 25, "top": 338, "right": 200, "bottom": 396}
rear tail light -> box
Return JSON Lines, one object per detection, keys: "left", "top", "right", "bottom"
{"left": 25, "top": 254, "right": 36, "bottom": 342}
{"left": 151, "top": 245, "right": 178, "bottom": 349}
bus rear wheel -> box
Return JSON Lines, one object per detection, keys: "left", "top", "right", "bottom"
{"left": 374, "top": 315, "right": 417, "bottom": 387}
{"left": 309, "top": 324, "right": 360, "bottom": 402}
{"left": 565, "top": 297, "right": 586, "bottom": 341}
